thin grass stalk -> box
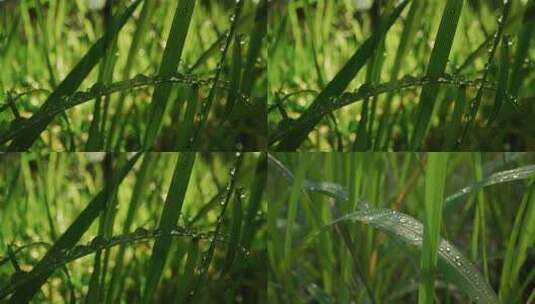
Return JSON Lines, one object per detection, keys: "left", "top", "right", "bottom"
{"left": 410, "top": 0, "right": 464, "bottom": 150}
{"left": 141, "top": 152, "right": 196, "bottom": 303}
{"left": 142, "top": 0, "right": 196, "bottom": 150}
{"left": 418, "top": 153, "right": 448, "bottom": 304}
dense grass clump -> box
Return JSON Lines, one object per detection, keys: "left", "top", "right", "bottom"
{"left": 0, "top": 152, "right": 267, "bottom": 303}
{"left": 268, "top": 0, "right": 535, "bottom": 151}
{"left": 268, "top": 152, "right": 535, "bottom": 303}
{"left": 0, "top": 0, "right": 267, "bottom": 151}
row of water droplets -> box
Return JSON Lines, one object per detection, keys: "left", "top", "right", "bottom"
{"left": 445, "top": 164, "right": 535, "bottom": 205}
{"left": 4, "top": 72, "right": 250, "bottom": 143}
{"left": 276, "top": 73, "right": 498, "bottom": 142}
{"left": 0, "top": 226, "right": 233, "bottom": 299}
{"left": 342, "top": 207, "right": 497, "bottom": 303}
{"left": 458, "top": 0, "right": 512, "bottom": 146}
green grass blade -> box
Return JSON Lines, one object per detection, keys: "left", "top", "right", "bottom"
{"left": 410, "top": 0, "right": 464, "bottom": 150}
{"left": 458, "top": 0, "right": 511, "bottom": 147}
{"left": 418, "top": 153, "right": 449, "bottom": 304}
{"left": 190, "top": 0, "right": 245, "bottom": 150}
{"left": 224, "top": 36, "right": 243, "bottom": 118}
{"left": 4, "top": 0, "right": 142, "bottom": 151}
{"left": 106, "top": 0, "right": 156, "bottom": 150}
{"left": 312, "top": 207, "right": 498, "bottom": 304}
{"left": 189, "top": 153, "right": 244, "bottom": 301}
{"left": 141, "top": 152, "right": 196, "bottom": 303}
{"left": 445, "top": 164, "right": 535, "bottom": 207}
{"left": 272, "top": 0, "right": 409, "bottom": 150}
{"left": 6, "top": 153, "right": 141, "bottom": 303}
{"left": 487, "top": 36, "right": 511, "bottom": 126}
{"left": 445, "top": 85, "right": 466, "bottom": 149}
{"left": 174, "top": 239, "right": 200, "bottom": 304}
{"left": 142, "top": 0, "right": 196, "bottom": 150}
{"left": 220, "top": 187, "right": 244, "bottom": 276}
{"left": 175, "top": 86, "right": 199, "bottom": 149}
{"left": 509, "top": 0, "right": 535, "bottom": 99}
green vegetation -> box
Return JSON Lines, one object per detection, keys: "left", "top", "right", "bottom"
{"left": 0, "top": 152, "right": 266, "bottom": 303}
{"left": 268, "top": 0, "right": 535, "bottom": 151}
{"left": 268, "top": 152, "right": 535, "bottom": 303}
{"left": 0, "top": 0, "right": 267, "bottom": 151}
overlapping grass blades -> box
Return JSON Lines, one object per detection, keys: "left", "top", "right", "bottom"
{"left": 4, "top": 0, "right": 142, "bottom": 151}
{"left": 272, "top": 0, "right": 409, "bottom": 150}
{"left": 0, "top": 225, "right": 232, "bottom": 299}
{"left": 314, "top": 208, "right": 498, "bottom": 304}
{"left": 142, "top": 0, "right": 196, "bottom": 150}
{"left": 141, "top": 152, "right": 196, "bottom": 303}
{"left": 410, "top": 0, "right": 464, "bottom": 150}
{"left": 0, "top": 73, "right": 235, "bottom": 147}
{"left": 5, "top": 153, "right": 142, "bottom": 303}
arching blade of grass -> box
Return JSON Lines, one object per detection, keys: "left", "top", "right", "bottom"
{"left": 310, "top": 207, "right": 498, "bottom": 304}
{"left": 271, "top": 0, "right": 409, "bottom": 150}
{"left": 410, "top": 0, "right": 464, "bottom": 150}
{"left": 142, "top": 0, "right": 196, "bottom": 150}
{"left": 418, "top": 153, "right": 449, "bottom": 304}
{"left": 6, "top": 153, "right": 141, "bottom": 303}
{"left": 4, "top": 0, "right": 142, "bottom": 151}
{"left": 445, "top": 164, "right": 535, "bottom": 207}
{"left": 0, "top": 73, "right": 227, "bottom": 146}
{"left": 141, "top": 152, "right": 196, "bottom": 304}
{"left": 271, "top": 74, "right": 494, "bottom": 149}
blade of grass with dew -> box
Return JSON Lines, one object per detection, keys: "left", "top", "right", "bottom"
{"left": 5, "top": 153, "right": 141, "bottom": 303}
{"left": 487, "top": 35, "right": 511, "bottom": 126}
{"left": 107, "top": 0, "right": 156, "bottom": 150}
{"left": 242, "top": 153, "right": 267, "bottom": 248}
{"left": 271, "top": 0, "right": 409, "bottom": 150}
{"left": 142, "top": 0, "right": 196, "bottom": 150}
{"left": 310, "top": 207, "right": 498, "bottom": 304}
{"left": 418, "top": 153, "right": 448, "bottom": 304}
{"left": 223, "top": 35, "right": 243, "bottom": 119}
{"left": 220, "top": 187, "right": 244, "bottom": 276}
{"left": 174, "top": 239, "right": 200, "bottom": 304}
{"left": 2, "top": 0, "right": 142, "bottom": 151}
{"left": 444, "top": 164, "right": 535, "bottom": 207}
{"left": 141, "top": 152, "right": 196, "bottom": 304}
{"left": 458, "top": 0, "right": 511, "bottom": 147}
{"left": 190, "top": 0, "right": 245, "bottom": 150}
{"left": 188, "top": 153, "right": 244, "bottom": 301}
{"left": 240, "top": 0, "right": 267, "bottom": 100}
{"left": 509, "top": 0, "right": 535, "bottom": 99}
{"left": 410, "top": 0, "right": 464, "bottom": 150}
